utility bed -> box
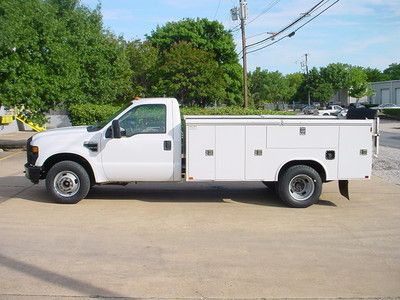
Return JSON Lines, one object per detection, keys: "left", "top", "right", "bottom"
{"left": 184, "top": 115, "right": 378, "bottom": 182}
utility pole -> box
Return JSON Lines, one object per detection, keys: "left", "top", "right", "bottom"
{"left": 305, "top": 53, "right": 311, "bottom": 106}
{"left": 239, "top": 0, "right": 249, "bottom": 108}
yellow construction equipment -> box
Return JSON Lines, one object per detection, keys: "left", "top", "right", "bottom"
{"left": 0, "top": 115, "right": 15, "bottom": 125}
{"left": 15, "top": 115, "right": 46, "bottom": 132}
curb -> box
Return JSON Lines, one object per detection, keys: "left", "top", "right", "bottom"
{"left": 0, "top": 141, "right": 27, "bottom": 150}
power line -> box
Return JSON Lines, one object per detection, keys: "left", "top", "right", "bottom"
{"left": 246, "top": 35, "right": 286, "bottom": 55}
{"left": 246, "top": 0, "right": 339, "bottom": 55}
{"left": 247, "top": 0, "right": 331, "bottom": 40}
{"left": 246, "top": 0, "right": 327, "bottom": 49}
{"left": 246, "top": 0, "right": 281, "bottom": 25}
{"left": 229, "top": 0, "right": 281, "bottom": 35}
{"left": 291, "top": 0, "right": 338, "bottom": 33}
{"left": 228, "top": 25, "right": 241, "bottom": 33}
{"left": 213, "top": 0, "right": 223, "bottom": 19}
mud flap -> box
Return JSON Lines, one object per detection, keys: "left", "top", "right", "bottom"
{"left": 339, "top": 180, "right": 349, "bottom": 200}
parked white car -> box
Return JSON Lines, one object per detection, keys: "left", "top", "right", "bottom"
{"left": 318, "top": 105, "right": 343, "bottom": 116}
{"left": 371, "top": 103, "right": 400, "bottom": 112}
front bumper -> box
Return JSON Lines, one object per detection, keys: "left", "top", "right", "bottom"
{"left": 24, "top": 163, "right": 42, "bottom": 184}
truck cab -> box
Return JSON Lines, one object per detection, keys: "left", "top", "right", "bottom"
{"left": 25, "top": 98, "right": 182, "bottom": 203}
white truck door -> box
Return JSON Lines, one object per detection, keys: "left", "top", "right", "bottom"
{"left": 100, "top": 103, "right": 174, "bottom": 182}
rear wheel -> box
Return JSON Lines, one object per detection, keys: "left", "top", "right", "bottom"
{"left": 46, "top": 161, "right": 90, "bottom": 204}
{"left": 277, "top": 165, "right": 322, "bottom": 208}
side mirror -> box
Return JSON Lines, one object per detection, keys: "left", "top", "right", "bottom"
{"left": 111, "top": 120, "right": 122, "bottom": 139}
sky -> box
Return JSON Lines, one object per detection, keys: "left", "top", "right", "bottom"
{"left": 80, "top": 0, "right": 400, "bottom": 74}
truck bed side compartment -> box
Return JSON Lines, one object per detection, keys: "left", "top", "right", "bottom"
{"left": 216, "top": 126, "right": 245, "bottom": 180}
{"left": 338, "top": 125, "right": 372, "bottom": 179}
{"left": 186, "top": 125, "right": 215, "bottom": 181}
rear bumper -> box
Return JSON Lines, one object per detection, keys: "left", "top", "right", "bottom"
{"left": 24, "top": 163, "right": 42, "bottom": 184}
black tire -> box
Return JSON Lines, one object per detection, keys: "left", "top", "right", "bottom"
{"left": 46, "top": 161, "right": 91, "bottom": 204}
{"left": 262, "top": 181, "right": 276, "bottom": 192}
{"left": 277, "top": 165, "right": 322, "bottom": 208}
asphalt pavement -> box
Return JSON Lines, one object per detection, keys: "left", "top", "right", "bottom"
{"left": 380, "top": 131, "right": 400, "bottom": 149}
{"left": 0, "top": 152, "right": 400, "bottom": 299}
{"left": 379, "top": 119, "right": 400, "bottom": 149}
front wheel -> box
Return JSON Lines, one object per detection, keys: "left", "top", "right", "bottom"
{"left": 277, "top": 165, "right": 322, "bottom": 208}
{"left": 46, "top": 161, "right": 91, "bottom": 204}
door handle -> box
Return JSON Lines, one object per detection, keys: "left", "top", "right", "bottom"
{"left": 164, "top": 140, "right": 172, "bottom": 151}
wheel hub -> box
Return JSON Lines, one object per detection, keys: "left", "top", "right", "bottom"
{"left": 54, "top": 171, "right": 80, "bottom": 198}
{"left": 289, "top": 174, "right": 315, "bottom": 201}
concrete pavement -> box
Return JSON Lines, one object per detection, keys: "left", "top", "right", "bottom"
{"left": 0, "top": 151, "right": 399, "bottom": 299}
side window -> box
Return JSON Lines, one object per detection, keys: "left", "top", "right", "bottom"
{"left": 119, "top": 104, "right": 166, "bottom": 137}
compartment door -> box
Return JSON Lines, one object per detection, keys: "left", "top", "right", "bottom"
{"left": 215, "top": 126, "right": 245, "bottom": 180}
{"left": 245, "top": 125, "right": 267, "bottom": 180}
{"left": 186, "top": 125, "right": 215, "bottom": 181}
{"left": 338, "top": 126, "right": 372, "bottom": 179}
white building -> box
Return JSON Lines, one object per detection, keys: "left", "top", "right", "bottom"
{"left": 368, "top": 80, "right": 400, "bottom": 105}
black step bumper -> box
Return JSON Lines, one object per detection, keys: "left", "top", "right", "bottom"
{"left": 24, "top": 163, "right": 42, "bottom": 184}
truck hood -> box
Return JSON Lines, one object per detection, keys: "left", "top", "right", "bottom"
{"left": 31, "top": 126, "right": 95, "bottom": 145}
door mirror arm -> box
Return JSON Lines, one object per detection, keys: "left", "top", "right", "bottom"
{"left": 111, "top": 120, "right": 122, "bottom": 139}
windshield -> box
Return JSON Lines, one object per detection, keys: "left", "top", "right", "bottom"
{"left": 87, "top": 102, "right": 131, "bottom": 132}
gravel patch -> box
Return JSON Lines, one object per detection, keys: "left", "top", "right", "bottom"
{"left": 373, "top": 145, "right": 400, "bottom": 186}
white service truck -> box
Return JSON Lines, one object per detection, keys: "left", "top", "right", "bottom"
{"left": 25, "top": 98, "right": 379, "bottom": 208}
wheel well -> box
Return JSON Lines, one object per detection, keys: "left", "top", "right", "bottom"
{"left": 278, "top": 160, "right": 327, "bottom": 182}
{"left": 42, "top": 153, "right": 96, "bottom": 185}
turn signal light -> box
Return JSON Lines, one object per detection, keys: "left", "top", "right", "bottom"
{"left": 31, "top": 146, "right": 39, "bottom": 154}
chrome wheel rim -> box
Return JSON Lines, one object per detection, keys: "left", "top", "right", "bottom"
{"left": 289, "top": 174, "right": 315, "bottom": 201}
{"left": 54, "top": 171, "right": 80, "bottom": 198}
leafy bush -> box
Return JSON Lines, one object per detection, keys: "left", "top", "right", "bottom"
{"left": 68, "top": 103, "right": 293, "bottom": 126}
{"left": 383, "top": 108, "right": 400, "bottom": 118}
{"left": 68, "top": 103, "right": 121, "bottom": 126}
{"left": 181, "top": 106, "right": 293, "bottom": 116}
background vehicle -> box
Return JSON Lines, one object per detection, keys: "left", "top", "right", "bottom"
{"left": 318, "top": 105, "right": 343, "bottom": 116}
{"left": 348, "top": 102, "right": 366, "bottom": 109}
{"left": 371, "top": 103, "right": 400, "bottom": 112}
{"left": 25, "top": 98, "right": 379, "bottom": 208}
{"left": 302, "top": 105, "right": 318, "bottom": 115}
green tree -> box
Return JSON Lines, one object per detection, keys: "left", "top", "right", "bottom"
{"left": 311, "top": 82, "right": 334, "bottom": 103}
{"left": 349, "top": 67, "right": 373, "bottom": 99}
{"left": 285, "top": 72, "right": 305, "bottom": 103}
{"left": 319, "top": 63, "right": 352, "bottom": 91}
{"left": 363, "top": 67, "right": 388, "bottom": 82}
{"left": 383, "top": 63, "right": 400, "bottom": 80}
{"left": 126, "top": 40, "right": 159, "bottom": 97}
{"left": 304, "top": 67, "right": 335, "bottom": 105}
{"left": 318, "top": 63, "right": 371, "bottom": 100}
{"left": 153, "top": 42, "right": 226, "bottom": 107}
{"left": 147, "top": 18, "right": 242, "bottom": 106}
{"left": 248, "top": 68, "right": 288, "bottom": 107}
{"left": 0, "top": 0, "right": 132, "bottom": 124}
